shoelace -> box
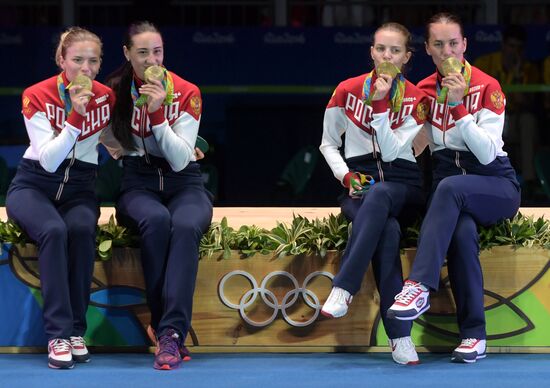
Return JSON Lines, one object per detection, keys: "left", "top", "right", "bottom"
{"left": 158, "top": 335, "right": 180, "bottom": 355}
{"left": 460, "top": 338, "right": 477, "bottom": 347}
{"left": 50, "top": 339, "right": 71, "bottom": 353}
{"left": 70, "top": 336, "right": 86, "bottom": 347}
{"left": 394, "top": 282, "right": 421, "bottom": 304}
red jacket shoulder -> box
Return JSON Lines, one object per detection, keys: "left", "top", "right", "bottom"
{"left": 327, "top": 74, "right": 366, "bottom": 108}
{"left": 336, "top": 74, "right": 366, "bottom": 93}
{"left": 169, "top": 71, "right": 200, "bottom": 96}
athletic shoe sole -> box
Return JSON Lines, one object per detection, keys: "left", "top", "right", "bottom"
{"left": 48, "top": 359, "right": 75, "bottom": 369}
{"left": 73, "top": 353, "right": 91, "bottom": 363}
{"left": 451, "top": 351, "right": 487, "bottom": 363}
{"left": 320, "top": 307, "right": 348, "bottom": 319}
{"left": 154, "top": 361, "right": 182, "bottom": 370}
{"left": 392, "top": 352, "right": 421, "bottom": 365}
{"left": 394, "top": 359, "right": 421, "bottom": 365}
{"left": 386, "top": 304, "right": 430, "bottom": 320}
{"left": 180, "top": 347, "right": 192, "bottom": 362}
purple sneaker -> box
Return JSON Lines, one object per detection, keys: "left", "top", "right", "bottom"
{"left": 153, "top": 330, "right": 183, "bottom": 370}
{"left": 148, "top": 325, "right": 191, "bottom": 362}
{"left": 180, "top": 344, "right": 192, "bottom": 362}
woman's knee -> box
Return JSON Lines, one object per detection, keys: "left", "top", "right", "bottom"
{"left": 140, "top": 210, "right": 171, "bottom": 233}
{"left": 67, "top": 219, "right": 97, "bottom": 239}
{"left": 172, "top": 216, "right": 210, "bottom": 238}
{"left": 433, "top": 176, "right": 464, "bottom": 201}
{"left": 37, "top": 220, "right": 68, "bottom": 244}
{"left": 363, "top": 183, "right": 393, "bottom": 205}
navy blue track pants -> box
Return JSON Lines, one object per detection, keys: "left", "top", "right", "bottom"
{"left": 116, "top": 158, "right": 213, "bottom": 338}
{"left": 336, "top": 182, "right": 425, "bottom": 339}
{"left": 6, "top": 159, "right": 98, "bottom": 340}
{"left": 409, "top": 174, "right": 520, "bottom": 339}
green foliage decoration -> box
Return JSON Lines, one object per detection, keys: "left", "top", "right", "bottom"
{"left": 2, "top": 211, "right": 550, "bottom": 260}
{"left": 0, "top": 219, "right": 29, "bottom": 255}
{"left": 199, "top": 217, "right": 236, "bottom": 259}
{"left": 95, "top": 215, "right": 139, "bottom": 260}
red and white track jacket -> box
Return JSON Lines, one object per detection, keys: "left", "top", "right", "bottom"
{"left": 21, "top": 72, "right": 114, "bottom": 172}
{"left": 320, "top": 72, "right": 429, "bottom": 184}
{"left": 416, "top": 66, "right": 508, "bottom": 165}
{"left": 102, "top": 71, "right": 201, "bottom": 172}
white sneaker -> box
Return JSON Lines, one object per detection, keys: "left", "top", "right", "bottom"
{"left": 389, "top": 336, "right": 420, "bottom": 365}
{"left": 451, "top": 338, "right": 487, "bottom": 363}
{"left": 387, "top": 280, "right": 430, "bottom": 320}
{"left": 70, "top": 336, "right": 90, "bottom": 363}
{"left": 48, "top": 338, "right": 74, "bottom": 369}
{"left": 321, "top": 287, "right": 353, "bottom": 318}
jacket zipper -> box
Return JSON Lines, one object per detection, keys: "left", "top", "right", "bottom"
{"left": 140, "top": 105, "right": 164, "bottom": 192}
{"left": 455, "top": 151, "right": 466, "bottom": 175}
{"left": 55, "top": 147, "right": 76, "bottom": 201}
{"left": 371, "top": 133, "right": 384, "bottom": 182}
{"left": 442, "top": 100, "right": 448, "bottom": 148}
{"left": 443, "top": 96, "right": 466, "bottom": 175}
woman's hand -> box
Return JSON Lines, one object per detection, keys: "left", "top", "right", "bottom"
{"left": 194, "top": 147, "right": 205, "bottom": 160}
{"left": 442, "top": 72, "right": 467, "bottom": 104}
{"left": 140, "top": 79, "right": 167, "bottom": 113}
{"left": 69, "top": 86, "right": 94, "bottom": 116}
{"left": 371, "top": 73, "right": 393, "bottom": 101}
{"left": 347, "top": 174, "right": 364, "bottom": 198}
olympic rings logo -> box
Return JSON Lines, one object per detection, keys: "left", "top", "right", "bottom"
{"left": 218, "top": 270, "right": 334, "bottom": 328}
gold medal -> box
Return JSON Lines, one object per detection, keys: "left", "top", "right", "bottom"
{"left": 441, "top": 57, "right": 463, "bottom": 76}
{"left": 144, "top": 65, "right": 165, "bottom": 83}
{"left": 67, "top": 74, "right": 92, "bottom": 92}
{"left": 376, "top": 62, "right": 400, "bottom": 78}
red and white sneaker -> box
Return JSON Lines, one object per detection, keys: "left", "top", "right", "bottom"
{"left": 389, "top": 336, "right": 420, "bottom": 365}
{"left": 451, "top": 338, "right": 487, "bottom": 363}
{"left": 70, "top": 336, "right": 90, "bottom": 363}
{"left": 321, "top": 287, "right": 353, "bottom": 318}
{"left": 48, "top": 338, "right": 74, "bottom": 369}
{"left": 386, "top": 280, "right": 430, "bottom": 320}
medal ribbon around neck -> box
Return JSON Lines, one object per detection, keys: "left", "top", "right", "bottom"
{"left": 57, "top": 73, "right": 74, "bottom": 115}
{"left": 436, "top": 59, "right": 472, "bottom": 104}
{"left": 131, "top": 68, "right": 174, "bottom": 108}
{"left": 362, "top": 70, "right": 406, "bottom": 113}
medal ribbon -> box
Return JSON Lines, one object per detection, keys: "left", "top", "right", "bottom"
{"left": 436, "top": 59, "right": 472, "bottom": 104}
{"left": 56, "top": 73, "right": 73, "bottom": 115}
{"left": 362, "top": 70, "right": 406, "bottom": 113}
{"left": 131, "top": 68, "right": 174, "bottom": 107}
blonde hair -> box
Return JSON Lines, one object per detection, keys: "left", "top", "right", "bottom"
{"left": 55, "top": 27, "right": 102, "bottom": 68}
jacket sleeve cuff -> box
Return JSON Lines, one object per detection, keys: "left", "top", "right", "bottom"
{"left": 148, "top": 108, "right": 166, "bottom": 126}
{"left": 450, "top": 104, "right": 468, "bottom": 121}
{"left": 343, "top": 172, "right": 356, "bottom": 188}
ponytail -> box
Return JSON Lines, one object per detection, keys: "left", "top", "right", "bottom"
{"left": 111, "top": 62, "right": 137, "bottom": 151}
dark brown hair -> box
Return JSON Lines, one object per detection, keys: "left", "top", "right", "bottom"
{"left": 111, "top": 21, "right": 162, "bottom": 151}
{"left": 374, "top": 22, "right": 413, "bottom": 53}
{"left": 425, "top": 12, "right": 464, "bottom": 43}
{"left": 373, "top": 22, "right": 413, "bottom": 74}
